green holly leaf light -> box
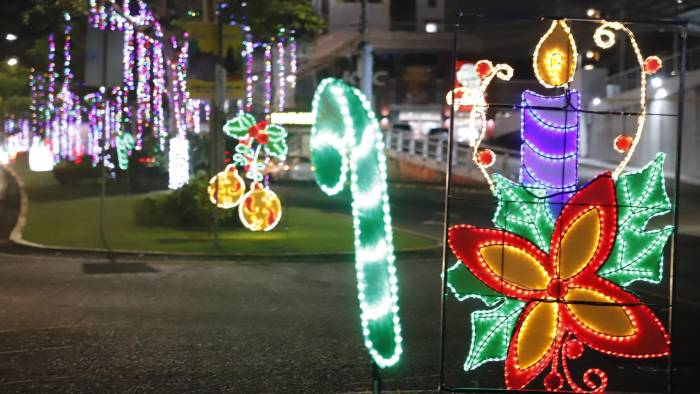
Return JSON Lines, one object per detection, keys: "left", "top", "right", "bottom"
{"left": 263, "top": 124, "right": 288, "bottom": 158}
{"left": 492, "top": 174, "right": 554, "bottom": 251}
{"left": 447, "top": 263, "right": 524, "bottom": 370}
{"left": 599, "top": 153, "right": 674, "bottom": 286}
{"left": 223, "top": 113, "right": 257, "bottom": 139}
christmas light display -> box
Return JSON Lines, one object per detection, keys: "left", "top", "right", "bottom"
{"left": 448, "top": 173, "right": 670, "bottom": 392}
{"left": 239, "top": 182, "right": 283, "bottom": 232}
{"left": 168, "top": 135, "right": 190, "bottom": 190}
{"left": 29, "top": 139, "right": 54, "bottom": 172}
{"left": 116, "top": 132, "right": 135, "bottom": 170}
{"left": 593, "top": 21, "right": 659, "bottom": 179}
{"left": 277, "top": 39, "right": 286, "bottom": 112}
{"left": 208, "top": 164, "right": 246, "bottom": 209}
{"left": 288, "top": 36, "right": 298, "bottom": 89}
{"left": 520, "top": 90, "right": 580, "bottom": 213}
{"left": 533, "top": 20, "right": 577, "bottom": 88}
{"left": 224, "top": 113, "right": 288, "bottom": 180}
{"left": 264, "top": 43, "right": 273, "bottom": 115}
{"left": 17, "top": 0, "right": 200, "bottom": 180}
{"left": 459, "top": 60, "right": 513, "bottom": 191}
{"left": 310, "top": 78, "right": 403, "bottom": 368}
{"left": 221, "top": 113, "right": 288, "bottom": 231}
{"left": 445, "top": 19, "right": 673, "bottom": 393}
{"left": 244, "top": 36, "right": 254, "bottom": 112}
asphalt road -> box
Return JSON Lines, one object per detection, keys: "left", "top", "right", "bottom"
{"left": 0, "top": 250, "right": 697, "bottom": 393}
{"left": 0, "top": 172, "right": 699, "bottom": 393}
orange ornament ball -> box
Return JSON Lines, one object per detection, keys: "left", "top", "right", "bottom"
{"left": 238, "top": 182, "right": 283, "bottom": 232}
{"left": 208, "top": 164, "right": 246, "bottom": 209}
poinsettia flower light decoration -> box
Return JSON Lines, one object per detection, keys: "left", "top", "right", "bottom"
{"left": 448, "top": 173, "right": 670, "bottom": 392}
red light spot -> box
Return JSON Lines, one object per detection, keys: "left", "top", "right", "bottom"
{"left": 547, "top": 278, "right": 568, "bottom": 299}
{"left": 475, "top": 60, "right": 493, "bottom": 79}
{"left": 643, "top": 56, "right": 662, "bottom": 74}
{"left": 614, "top": 135, "right": 634, "bottom": 153}
{"left": 476, "top": 149, "right": 495, "bottom": 167}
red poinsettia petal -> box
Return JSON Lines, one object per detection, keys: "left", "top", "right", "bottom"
{"left": 448, "top": 225, "right": 549, "bottom": 301}
{"left": 548, "top": 173, "right": 617, "bottom": 281}
{"left": 562, "top": 275, "right": 670, "bottom": 358}
{"left": 505, "top": 301, "right": 565, "bottom": 390}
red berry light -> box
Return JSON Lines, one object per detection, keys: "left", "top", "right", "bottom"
{"left": 614, "top": 134, "right": 634, "bottom": 153}
{"left": 544, "top": 372, "right": 563, "bottom": 391}
{"left": 565, "top": 339, "right": 584, "bottom": 359}
{"left": 475, "top": 60, "right": 493, "bottom": 79}
{"left": 476, "top": 148, "right": 496, "bottom": 167}
{"left": 643, "top": 56, "right": 662, "bottom": 75}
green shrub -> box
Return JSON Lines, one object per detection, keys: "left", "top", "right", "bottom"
{"left": 132, "top": 173, "right": 237, "bottom": 229}
{"left": 52, "top": 157, "right": 101, "bottom": 186}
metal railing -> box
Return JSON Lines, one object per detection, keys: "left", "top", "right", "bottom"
{"left": 384, "top": 128, "right": 520, "bottom": 179}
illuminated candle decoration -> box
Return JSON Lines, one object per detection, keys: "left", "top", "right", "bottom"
{"left": 520, "top": 90, "right": 580, "bottom": 213}
{"left": 310, "top": 78, "right": 402, "bottom": 368}
{"left": 533, "top": 20, "right": 577, "bottom": 88}
{"left": 208, "top": 164, "right": 246, "bottom": 209}
{"left": 168, "top": 135, "right": 190, "bottom": 190}
{"left": 238, "top": 182, "right": 283, "bottom": 232}
{"left": 445, "top": 19, "right": 673, "bottom": 393}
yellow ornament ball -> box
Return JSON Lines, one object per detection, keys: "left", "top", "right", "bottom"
{"left": 238, "top": 182, "right": 283, "bottom": 232}
{"left": 208, "top": 164, "right": 246, "bottom": 209}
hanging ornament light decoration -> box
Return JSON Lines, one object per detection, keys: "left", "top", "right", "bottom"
{"left": 208, "top": 164, "right": 246, "bottom": 209}
{"left": 310, "top": 78, "right": 403, "bottom": 368}
{"left": 445, "top": 19, "right": 672, "bottom": 393}
{"left": 220, "top": 113, "right": 288, "bottom": 231}
{"left": 238, "top": 182, "right": 283, "bottom": 232}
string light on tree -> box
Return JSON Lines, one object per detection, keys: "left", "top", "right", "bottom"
{"left": 168, "top": 135, "right": 190, "bottom": 190}
{"left": 264, "top": 43, "right": 273, "bottom": 115}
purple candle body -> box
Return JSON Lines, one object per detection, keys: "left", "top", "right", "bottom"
{"left": 520, "top": 90, "right": 580, "bottom": 213}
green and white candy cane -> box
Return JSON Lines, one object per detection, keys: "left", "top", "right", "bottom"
{"left": 116, "top": 132, "right": 135, "bottom": 170}
{"left": 310, "top": 78, "right": 402, "bottom": 368}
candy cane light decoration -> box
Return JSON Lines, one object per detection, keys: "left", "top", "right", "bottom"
{"left": 310, "top": 79, "right": 402, "bottom": 368}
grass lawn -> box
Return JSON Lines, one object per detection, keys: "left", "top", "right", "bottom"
{"left": 15, "top": 166, "right": 434, "bottom": 255}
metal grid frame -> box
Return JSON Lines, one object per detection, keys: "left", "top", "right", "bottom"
{"left": 437, "top": 11, "right": 688, "bottom": 394}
